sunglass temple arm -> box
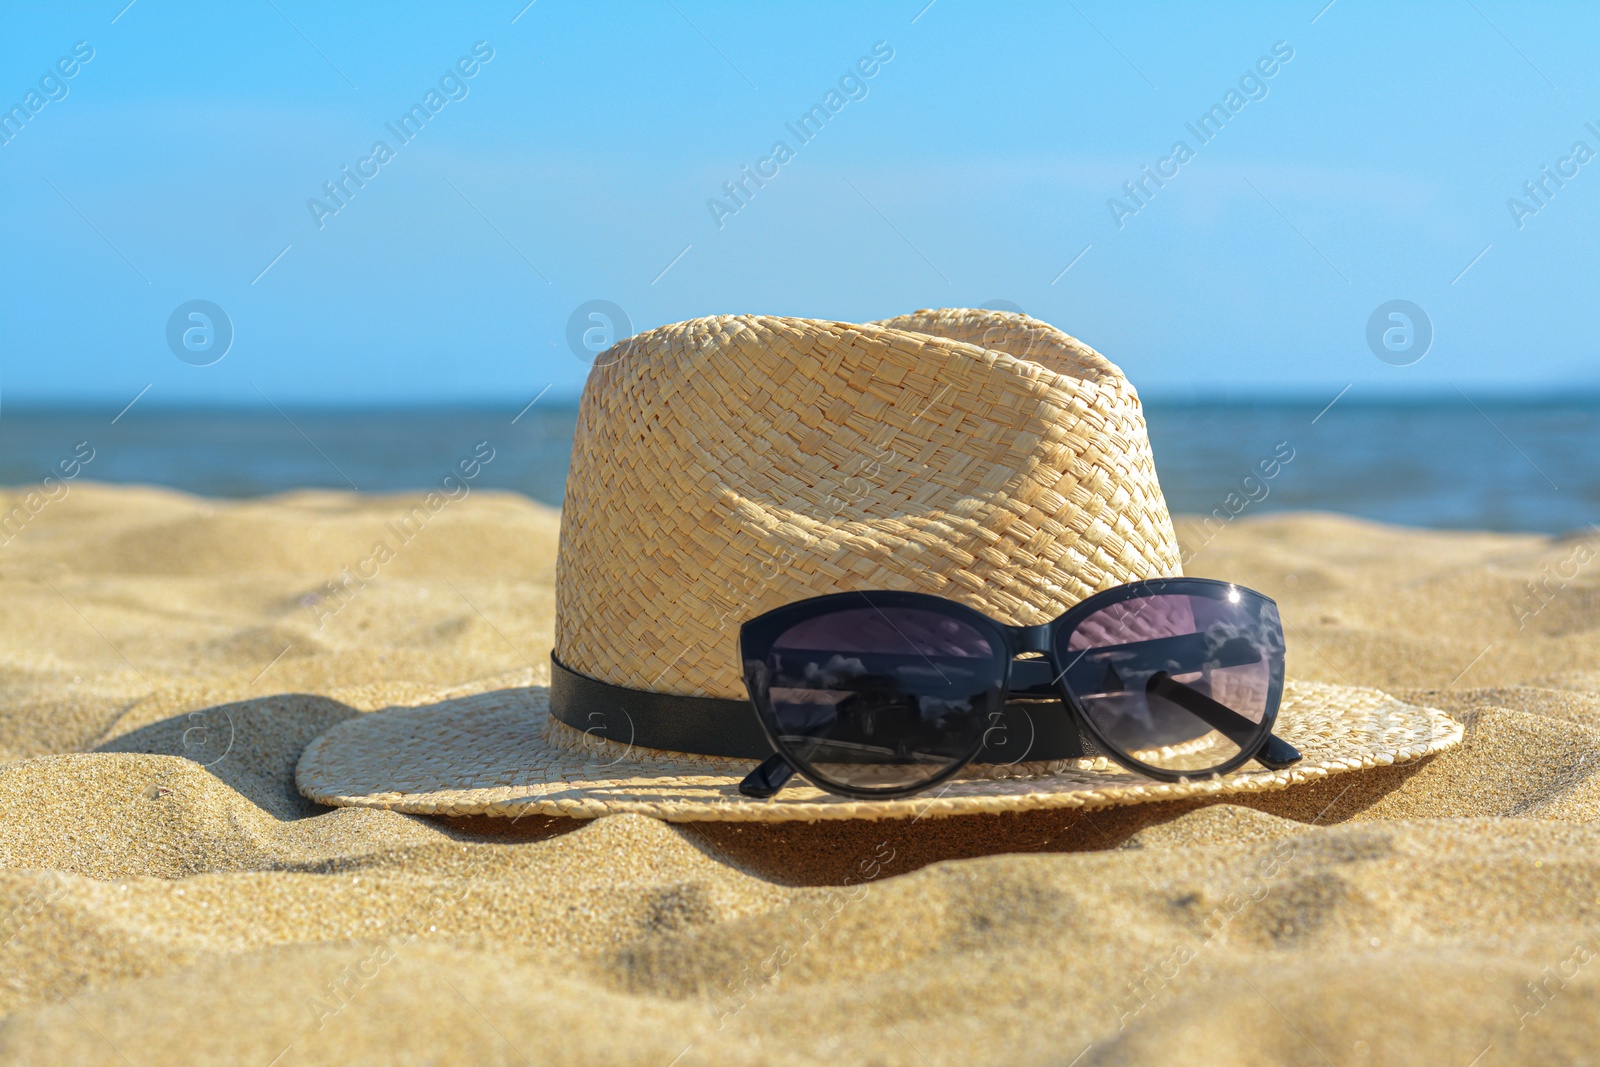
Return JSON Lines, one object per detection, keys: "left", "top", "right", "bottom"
{"left": 1255, "top": 733, "right": 1303, "bottom": 770}
{"left": 739, "top": 753, "right": 796, "bottom": 798}
{"left": 1145, "top": 672, "right": 1302, "bottom": 770}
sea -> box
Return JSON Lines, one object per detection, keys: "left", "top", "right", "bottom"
{"left": 1, "top": 399, "right": 1595, "bottom": 535}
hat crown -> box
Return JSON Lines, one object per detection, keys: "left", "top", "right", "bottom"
{"left": 554, "top": 309, "right": 1183, "bottom": 698}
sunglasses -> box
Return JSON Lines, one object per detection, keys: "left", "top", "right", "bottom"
{"left": 737, "top": 578, "right": 1301, "bottom": 800}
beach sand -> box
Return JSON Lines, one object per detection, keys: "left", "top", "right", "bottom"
{"left": 0, "top": 483, "right": 1596, "bottom": 1064}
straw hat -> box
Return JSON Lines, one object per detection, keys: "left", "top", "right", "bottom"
{"left": 297, "top": 310, "right": 1460, "bottom": 822}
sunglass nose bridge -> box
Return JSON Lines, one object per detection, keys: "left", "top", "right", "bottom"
{"left": 1006, "top": 623, "right": 1054, "bottom": 656}
{"left": 1008, "top": 656, "right": 1060, "bottom": 694}
{"left": 1006, "top": 624, "right": 1059, "bottom": 696}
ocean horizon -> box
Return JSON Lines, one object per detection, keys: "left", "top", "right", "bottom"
{"left": 1, "top": 397, "right": 1594, "bottom": 535}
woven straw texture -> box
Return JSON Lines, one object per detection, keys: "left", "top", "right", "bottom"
{"left": 296, "top": 677, "right": 1463, "bottom": 824}
{"left": 554, "top": 310, "right": 1183, "bottom": 699}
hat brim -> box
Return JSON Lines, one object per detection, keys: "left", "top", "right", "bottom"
{"left": 295, "top": 679, "right": 1462, "bottom": 823}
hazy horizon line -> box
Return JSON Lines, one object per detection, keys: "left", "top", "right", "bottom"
{"left": 2, "top": 387, "right": 1599, "bottom": 415}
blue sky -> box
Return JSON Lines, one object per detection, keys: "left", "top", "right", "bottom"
{"left": 2, "top": 0, "right": 1598, "bottom": 406}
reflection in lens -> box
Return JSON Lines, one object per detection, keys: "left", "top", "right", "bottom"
{"left": 752, "top": 605, "right": 1006, "bottom": 791}
{"left": 1057, "top": 590, "right": 1283, "bottom": 775}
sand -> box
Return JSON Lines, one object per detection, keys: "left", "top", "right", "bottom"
{"left": 0, "top": 483, "right": 1596, "bottom": 1064}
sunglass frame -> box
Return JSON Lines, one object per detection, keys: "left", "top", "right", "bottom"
{"left": 738, "top": 577, "right": 1289, "bottom": 800}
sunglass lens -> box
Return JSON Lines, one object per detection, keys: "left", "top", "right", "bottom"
{"left": 751, "top": 605, "right": 1006, "bottom": 792}
{"left": 1055, "top": 589, "right": 1283, "bottom": 775}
